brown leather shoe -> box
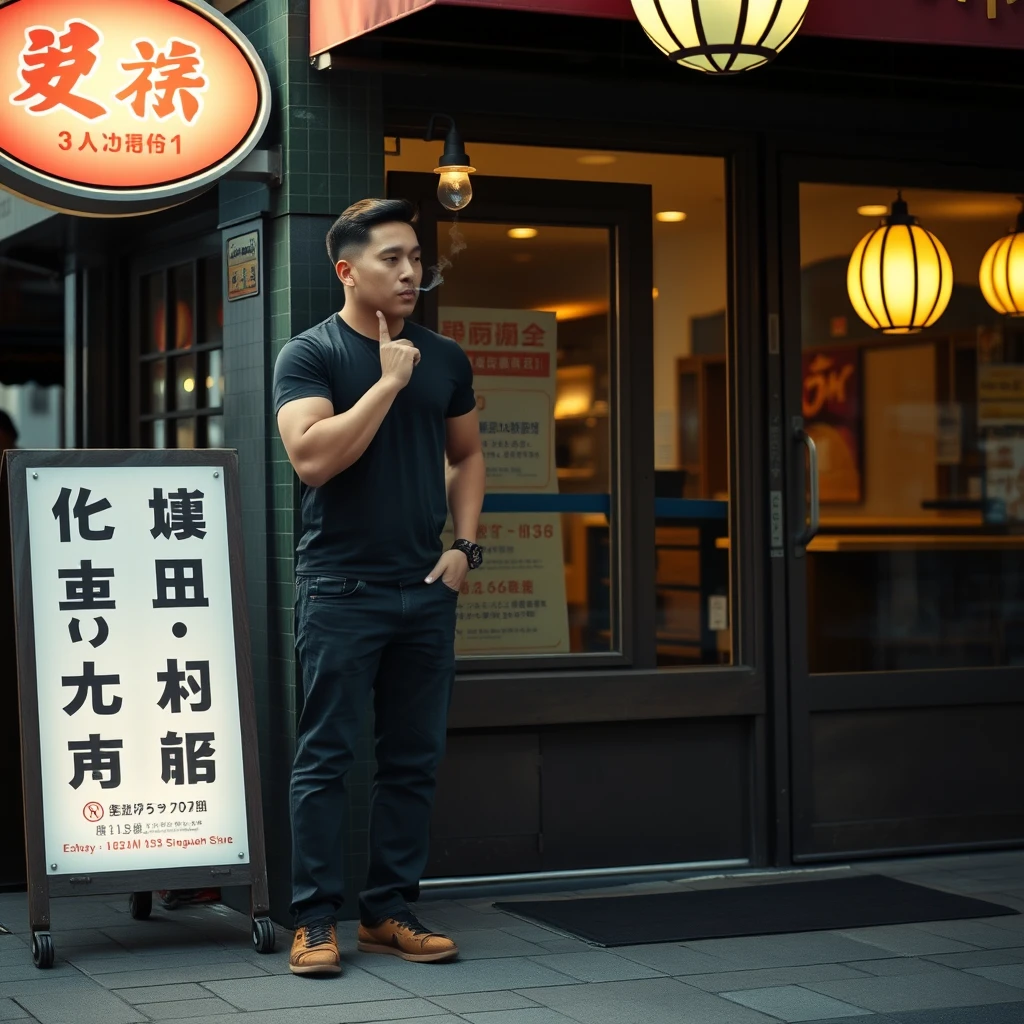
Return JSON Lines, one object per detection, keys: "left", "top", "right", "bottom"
{"left": 357, "top": 910, "right": 459, "bottom": 963}
{"left": 289, "top": 918, "right": 342, "bottom": 976}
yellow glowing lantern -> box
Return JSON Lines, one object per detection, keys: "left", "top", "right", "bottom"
{"left": 980, "top": 204, "right": 1024, "bottom": 317}
{"left": 630, "top": 0, "right": 809, "bottom": 74}
{"left": 846, "top": 193, "right": 953, "bottom": 335}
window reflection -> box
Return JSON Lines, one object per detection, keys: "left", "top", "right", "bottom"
{"left": 800, "top": 185, "right": 1024, "bottom": 671}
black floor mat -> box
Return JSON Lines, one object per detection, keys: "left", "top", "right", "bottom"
{"left": 494, "top": 873, "right": 1019, "bottom": 946}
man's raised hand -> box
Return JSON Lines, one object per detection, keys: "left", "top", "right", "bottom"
{"left": 377, "top": 310, "right": 420, "bottom": 389}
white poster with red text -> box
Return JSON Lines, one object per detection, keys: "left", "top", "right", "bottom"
{"left": 439, "top": 307, "right": 570, "bottom": 655}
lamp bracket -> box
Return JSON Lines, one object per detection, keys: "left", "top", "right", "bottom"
{"left": 225, "top": 145, "right": 282, "bottom": 187}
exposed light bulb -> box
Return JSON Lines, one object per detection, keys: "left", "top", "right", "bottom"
{"left": 437, "top": 168, "right": 473, "bottom": 211}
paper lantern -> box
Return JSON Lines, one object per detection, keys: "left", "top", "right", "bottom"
{"left": 847, "top": 194, "right": 953, "bottom": 335}
{"left": 630, "top": 0, "right": 809, "bottom": 73}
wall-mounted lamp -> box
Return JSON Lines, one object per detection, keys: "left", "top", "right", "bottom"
{"left": 426, "top": 114, "right": 475, "bottom": 212}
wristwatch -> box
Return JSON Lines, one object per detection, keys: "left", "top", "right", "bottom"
{"left": 451, "top": 538, "right": 483, "bottom": 570}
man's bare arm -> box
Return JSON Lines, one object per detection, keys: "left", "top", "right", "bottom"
{"left": 277, "top": 382, "right": 403, "bottom": 488}
{"left": 445, "top": 407, "right": 485, "bottom": 541}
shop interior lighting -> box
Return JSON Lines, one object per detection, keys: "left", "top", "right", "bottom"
{"left": 847, "top": 192, "right": 953, "bottom": 335}
{"left": 979, "top": 199, "right": 1024, "bottom": 317}
{"left": 426, "top": 114, "right": 475, "bottom": 211}
{"left": 577, "top": 154, "right": 617, "bottom": 166}
{"left": 656, "top": 211, "right": 687, "bottom": 222}
{"left": 630, "top": 0, "right": 810, "bottom": 74}
{"left": 508, "top": 227, "right": 539, "bottom": 239}
{"left": 857, "top": 204, "right": 890, "bottom": 218}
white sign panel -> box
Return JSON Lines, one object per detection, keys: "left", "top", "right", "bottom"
{"left": 440, "top": 307, "right": 570, "bottom": 656}
{"left": 24, "top": 466, "right": 249, "bottom": 875}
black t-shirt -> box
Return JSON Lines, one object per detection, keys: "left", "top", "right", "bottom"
{"left": 273, "top": 313, "right": 476, "bottom": 583}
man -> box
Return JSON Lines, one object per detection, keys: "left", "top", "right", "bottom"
{"left": 273, "top": 198, "right": 485, "bottom": 978}
{"left": 0, "top": 410, "right": 17, "bottom": 455}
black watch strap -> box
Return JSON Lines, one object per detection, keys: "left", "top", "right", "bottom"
{"left": 452, "top": 537, "right": 483, "bottom": 570}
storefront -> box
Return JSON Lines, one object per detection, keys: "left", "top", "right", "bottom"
{"left": 3, "top": 0, "right": 1023, "bottom": 919}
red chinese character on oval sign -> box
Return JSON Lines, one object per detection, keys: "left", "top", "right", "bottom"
{"left": 116, "top": 38, "right": 208, "bottom": 124}
{"left": 11, "top": 20, "right": 107, "bottom": 121}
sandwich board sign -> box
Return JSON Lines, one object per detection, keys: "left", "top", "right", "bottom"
{"left": 1, "top": 449, "right": 274, "bottom": 967}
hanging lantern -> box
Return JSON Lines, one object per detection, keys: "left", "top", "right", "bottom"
{"left": 630, "top": 0, "right": 810, "bottom": 74}
{"left": 979, "top": 202, "right": 1024, "bottom": 317}
{"left": 846, "top": 193, "right": 953, "bottom": 335}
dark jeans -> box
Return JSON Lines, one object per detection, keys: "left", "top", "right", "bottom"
{"left": 289, "top": 574, "right": 458, "bottom": 926}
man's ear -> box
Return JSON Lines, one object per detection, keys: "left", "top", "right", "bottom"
{"left": 335, "top": 258, "right": 356, "bottom": 287}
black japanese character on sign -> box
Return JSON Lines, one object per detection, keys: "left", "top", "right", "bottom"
{"left": 150, "top": 488, "right": 207, "bottom": 540}
{"left": 160, "top": 731, "right": 216, "bottom": 784}
{"left": 68, "top": 617, "right": 109, "bottom": 648}
{"left": 153, "top": 560, "right": 209, "bottom": 608}
{"left": 68, "top": 734, "right": 123, "bottom": 789}
{"left": 59, "top": 560, "right": 115, "bottom": 610}
{"left": 63, "top": 663, "right": 122, "bottom": 716}
{"left": 157, "top": 659, "right": 211, "bottom": 713}
{"left": 52, "top": 487, "right": 114, "bottom": 542}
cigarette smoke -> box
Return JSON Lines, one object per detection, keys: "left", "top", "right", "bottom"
{"left": 419, "top": 219, "right": 467, "bottom": 293}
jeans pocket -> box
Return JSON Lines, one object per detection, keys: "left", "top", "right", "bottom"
{"left": 309, "top": 576, "right": 366, "bottom": 601}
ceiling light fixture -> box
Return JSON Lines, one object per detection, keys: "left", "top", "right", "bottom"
{"left": 577, "top": 154, "right": 617, "bottom": 166}
{"left": 426, "top": 113, "right": 475, "bottom": 211}
{"left": 656, "top": 211, "right": 687, "bottom": 223}
{"left": 507, "top": 227, "right": 539, "bottom": 239}
{"left": 857, "top": 204, "right": 889, "bottom": 218}
{"left": 847, "top": 192, "right": 953, "bottom": 335}
{"left": 631, "top": 0, "right": 810, "bottom": 74}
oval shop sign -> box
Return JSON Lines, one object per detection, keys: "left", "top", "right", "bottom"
{"left": 0, "top": 0, "right": 271, "bottom": 216}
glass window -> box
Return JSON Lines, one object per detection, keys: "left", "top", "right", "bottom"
{"left": 799, "top": 184, "right": 1024, "bottom": 671}
{"left": 387, "top": 141, "right": 733, "bottom": 665}
{"left": 136, "top": 255, "right": 223, "bottom": 452}
{"left": 652, "top": 160, "right": 730, "bottom": 667}
{"left": 436, "top": 221, "right": 613, "bottom": 656}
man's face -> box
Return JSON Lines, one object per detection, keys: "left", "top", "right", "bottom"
{"left": 337, "top": 221, "right": 423, "bottom": 320}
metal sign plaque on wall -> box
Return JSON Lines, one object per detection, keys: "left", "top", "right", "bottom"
{"left": 227, "top": 229, "right": 259, "bottom": 301}
{"left": 0, "top": 0, "right": 271, "bottom": 216}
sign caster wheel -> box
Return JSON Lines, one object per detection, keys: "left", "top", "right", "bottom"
{"left": 32, "top": 931, "right": 54, "bottom": 969}
{"left": 252, "top": 915, "right": 275, "bottom": 953}
{"left": 129, "top": 891, "right": 153, "bottom": 920}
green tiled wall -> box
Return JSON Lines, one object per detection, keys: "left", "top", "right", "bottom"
{"left": 221, "top": 0, "right": 385, "bottom": 924}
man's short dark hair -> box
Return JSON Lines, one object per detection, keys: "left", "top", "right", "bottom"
{"left": 326, "top": 198, "right": 418, "bottom": 265}
{"left": 0, "top": 410, "right": 17, "bottom": 442}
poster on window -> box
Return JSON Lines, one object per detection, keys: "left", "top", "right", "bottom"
{"left": 983, "top": 435, "right": 1024, "bottom": 526}
{"left": 22, "top": 466, "right": 249, "bottom": 876}
{"left": 439, "top": 307, "right": 559, "bottom": 494}
{"left": 439, "top": 307, "right": 570, "bottom": 655}
{"left": 802, "top": 347, "right": 862, "bottom": 504}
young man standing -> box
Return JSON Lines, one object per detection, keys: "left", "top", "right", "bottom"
{"left": 274, "top": 198, "right": 485, "bottom": 977}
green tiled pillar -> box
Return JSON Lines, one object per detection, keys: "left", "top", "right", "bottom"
{"left": 221, "top": 0, "right": 384, "bottom": 924}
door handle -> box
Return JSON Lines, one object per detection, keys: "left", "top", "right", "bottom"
{"left": 794, "top": 425, "right": 819, "bottom": 550}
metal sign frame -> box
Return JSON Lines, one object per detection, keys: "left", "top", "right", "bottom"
{"left": 1, "top": 448, "right": 274, "bottom": 968}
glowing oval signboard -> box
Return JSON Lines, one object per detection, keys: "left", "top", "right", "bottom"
{"left": 0, "top": 0, "right": 271, "bottom": 216}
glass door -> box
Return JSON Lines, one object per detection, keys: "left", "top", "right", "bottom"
{"left": 779, "top": 158, "right": 1024, "bottom": 861}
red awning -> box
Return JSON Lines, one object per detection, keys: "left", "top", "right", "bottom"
{"left": 311, "top": 0, "right": 1024, "bottom": 58}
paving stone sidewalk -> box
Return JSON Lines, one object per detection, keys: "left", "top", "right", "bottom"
{"left": 3, "top": 851, "right": 1024, "bottom": 1024}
